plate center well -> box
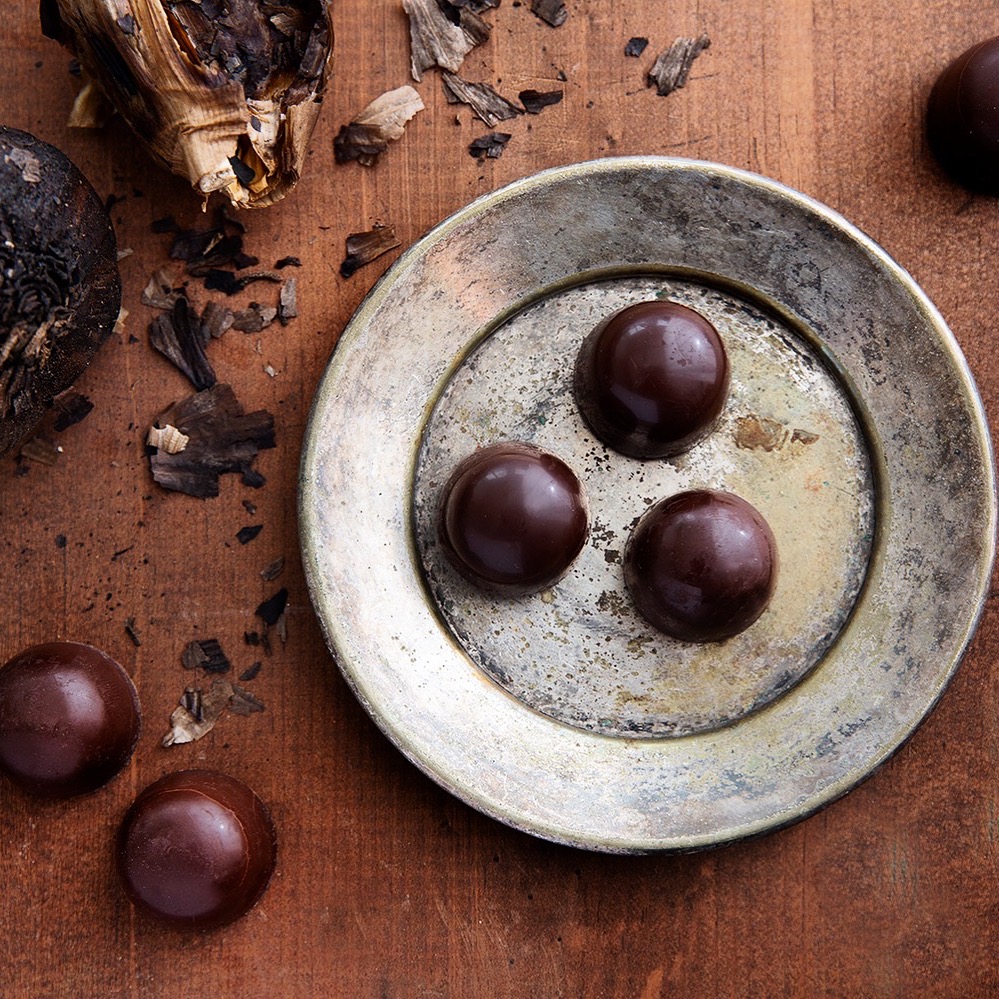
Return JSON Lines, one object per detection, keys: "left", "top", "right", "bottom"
{"left": 413, "top": 274, "right": 875, "bottom": 738}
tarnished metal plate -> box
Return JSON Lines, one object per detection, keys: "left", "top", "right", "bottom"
{"left": 299, "top": 158, "right": 996, "bottom": 852}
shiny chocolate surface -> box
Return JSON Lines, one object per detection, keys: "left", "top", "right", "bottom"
{"left": 574, "top": 300, "right": 730, "bottom": 459}
{"left": 624, "top": 489, "right": 778, "bottom": 642}
{"left": 117, "top": 769, "right": 277, "bottom": 930}
{"left": 0, "top": 641, "right": 140, "bottom": 798}
{"left": 439, "top": 442, "right": 588, "bottom": 596}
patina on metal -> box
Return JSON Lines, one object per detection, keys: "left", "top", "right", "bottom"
{"left": 299, "top": 158, "right": 996, "bottom": 852}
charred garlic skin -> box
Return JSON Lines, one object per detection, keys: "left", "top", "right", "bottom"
{"left": 0, "top": 126, "right": 120, "bottom": 456}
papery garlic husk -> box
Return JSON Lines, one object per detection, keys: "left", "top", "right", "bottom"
{"left": 41, "top": 0, "right": 334, "bottom": 209}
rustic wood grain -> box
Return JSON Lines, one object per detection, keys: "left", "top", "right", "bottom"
{"left": 1, "top": 2, "right": 998, "bottom": 996}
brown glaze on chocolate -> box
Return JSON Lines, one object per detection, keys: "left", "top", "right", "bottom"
{"left": 624, "top": 490, "right": 778, "bottom": 642}
{"left": 0, "top": 641, "right": 141, "bottom": 798}
{"left": 116, "top": 769, "right": 277, "bottom": 931}
{"left": 574, "top": 301, "right": 730, "bottom": 459}
{"left": 927, "top": 37, "right": 999, "bottom": 194}
{"left": 439, "top": 442, "right": 589, "bottom": 596}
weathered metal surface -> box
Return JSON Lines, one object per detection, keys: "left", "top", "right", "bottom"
{"left": 299, "top": 158, "right": 996, "bottom": 852}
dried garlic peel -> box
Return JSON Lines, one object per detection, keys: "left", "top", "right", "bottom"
{"left": 42, "top": 0, "right": 334, "bottom": 209}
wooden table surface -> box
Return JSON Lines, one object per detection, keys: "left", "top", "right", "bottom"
{"left": 2, "top": 1, "right": 998, "bottom": 996}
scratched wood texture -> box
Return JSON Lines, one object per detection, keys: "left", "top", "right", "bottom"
{"left": 1, "top": 1, "right": 998, "bottom": 996}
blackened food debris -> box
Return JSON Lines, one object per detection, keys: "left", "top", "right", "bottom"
{"left": 245, "top": 630, "right": 261, "bottom": 646}
{"left": 149, "top": 295, "right": 217, "bottom": 390}
{"left": 229, "top": 684, "right": 265, "bottom": 716}
{"left": 531, "top": 0, "right": 568, "bottom": 27}
{"left": 239, "top": 661, "right": 262, "bottom": 682}
{"left": 518, "top": 88, "right": 563, "bottom": 114}
{"left": 334, "top": 86, "right": 425, "bottom": 166}
{"left": 647, "top": 34, "right": 711, "bottom": 97}
{"left": 231, "top": 303, "right": 278, "bottom": 333}
{"left": 469, "top": 131, "right": 512, "bottom": 160}
{"left": 256, "top": 587, "right": 288, "bottom": 626}
{"left": 275, "top": 256, "right": 301, "bottom": 269}
{"left": 199, "top": 300, "right": 235, "bottom": 340}
{"left": 148, "top": 383, "right": 276, "bottom": 498}
{"left": 340, "top": 226, "right": 401, "bottom": 279}
{"left": 625, "top": 36, "right": 649, "bottom": 57}
{"left": 202, "top": 269, "right": 244, "bottom": 295}
{"left": 161, "top": 678, "right": 234, "bottom": 746}
{"left": 124, "top": 617, "right": 142, "bottom": 647}
{"left": 260, "top": 555, "right": 285, "bottom": 581}
{"left": 20, "top": 436, "right": 61, "bottom": 465}
{"left": 55, "top": 533, "right": 67, "bottom": 548}
{"left": 53, "top": 392, "right": 94, "bottom": 431}
{"left": 442, "top": 72, "right": 524, "bottom": 126}
{"left": 404, "top": 0, "right": 492, "bottom": 81}
{"left": 141, "top": 267, "right": 181, "bottom": 310}
{"left": 116, "top": 14, "right": 136, "bottom": 35}
{"left": 237, "top": 524, "right": 263, "bottom": 544}
{"left": 182, "top": 638, "right": 231, "bottom": 674}
{"left": 241, "top": 466, "right": 267, "bottom": 489}
{"left": 452, "top": 0, "right": 500, "bottom": 9}
{"left": 151, "top": 215, "right": 178, "bottom": 234}
{"left": 278, "top": 279, "right": 298, "bottom": 324}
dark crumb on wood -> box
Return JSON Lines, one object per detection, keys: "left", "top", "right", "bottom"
{"left": 275, "top": 255, "right": 301, "bottom": 269}
{"left": 531, "top": 0, "right": 568, "bottom": 27}
{"left": 340, "top": 226, "right": 401, "bottom": 278}
{"left": 334, "top": 86, "right": 425, "bottom": 166}
{"left": 518, "top": 88, "right": 563, "bottom": 114}
{"left": 242, "top": 499, "right": 257, "bottom": 515}
{"left": 403, "top": 0, "right": 492, "bottom": 81}
{"left": 469, "top": 131, "right": 512, "bottom": 160}
{"left": 151, "top": 215, "right": 178, "bottom": 234}
{"left": 148, "top": 383, "right": 276, "bottom": 498}
{"left": 647, "top": 34, "right": 711, "bottom": 96}
{"left": 182, "top": 638, "right": 231, "bottom": 674}
{"left": 245, "top": 630, "right": 261, "bottom": 646}
{"left": 625, "top": 36, "right": 649, "bottom": 57}
{"left": 442, "top": 72, "right": 523, "bottom": 126}
{"left": 260, "top": 555, "right": 286, "bottom": 581}
{"left": 237, "top": 524, "right": 263, "bottom": 544}
{"left": 241, "top": 466, "right": 267, "bottom": 489}
{"left": 149, "top": 295, "right": 217, "bottom": 391}
{"left": 55, "top": 533, "right": 67, "bottom": 548}
{"left": 53, "top": 392, "right": 94, "bottom": 431}
{"left": 124, "top": 617, "right": 142, "bottom": 646}
{"left": 256, "top": 587, "right": 289, "bottom": 626}
{"left": 229, "top": 684, "right": 265, "bottom": 716}
{"left": 239, "top": 661, "right": 262, "bottom": 682}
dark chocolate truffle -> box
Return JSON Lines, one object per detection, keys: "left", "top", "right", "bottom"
{"left": 624, "top": 490, "right": 778, "bottom": 642}
{"left": 439, "top": 441, "right": 589, "bottom": 596}
{"left": 927, "top": 37, "right": 999, "bottom": 195}
{"left": 0, "top": 641, "right": 141, "bottom": 798}
{"left": 117, "top": 770, "right": 277, "bottom": 931}
{"left": 574, "top": 301, "right": 730, "bottom": 459}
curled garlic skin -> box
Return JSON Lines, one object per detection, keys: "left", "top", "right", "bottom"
{"left": 147, "top": 423, "right": 189, "bottom": 454}
{"left": 42, "top": 0, "right": 334, "bottom": 208}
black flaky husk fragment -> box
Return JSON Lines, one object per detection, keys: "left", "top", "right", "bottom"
{"left": 404, "top": 0, "right": 492, "bottom": 81}
{"left": 0, "top": 126, "right": 120, "bottom": 456}
{"left": 239, "top": 661, "right": 262, "bottom": 682}
{"left": 625, "top": 36, "right": 649, "bottom": 57}
{"left": 647, "top": 35, "right": 711, "bottom": 96}
{"left": 469, "top": 131, "right": 512, "bottom": 160}
{"left": 52, "top": 391, "right": 94, "bottom": 431}
{"left": 518, "top": 88, "right": 563, "bottom": 114}
{"left": 148, "top": 383, "right": 275, "bottom": 497}
{"left": 530, "top": 0, "right": 568, "bottom": 28}
{"left": 340, "top": 226, "right": 401, "bottom": 279}
{"left": 256, "top": 587, "right": 288, "bottom": 626}
{"left": 237, "top": 524, "right": 263, "bottom": 544}
{"left": 451, "top": 0, "right": 500, "bottom": 10}
{"left": 442, "top": 72, "right": 523, "bottom": 126}
{"left": 149, "top": 295, "right": 217, "bottom": 391}
{"left": 182, "top": 638, "right": 231, "bottom": 674}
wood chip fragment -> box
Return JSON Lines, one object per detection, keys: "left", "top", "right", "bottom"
{"left": 340, "top": 226, "right": 401, "bottom": 279}
{"left": 647, "top": 35, "right": 711, "bottom": 96}
{"left": 531, "top": 0, "right": 568, "bottom": 28}
{"left": 442, "top": 72, "right": 524, "bottom": 127}
{"left": 469, "top": 131, "right": 512, "bottom": 160}
{"left": 403, "top": 0, "right": 491, "bottom": 81}
{"left": 147, "top": 423, "right": 190, "bottom": 454}
{"left": 334, "top": 86, "right": 426, "bottom": 166}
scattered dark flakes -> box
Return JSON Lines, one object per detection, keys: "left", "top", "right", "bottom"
{"left": 469, "top": 131, "right": 512, "bottom": 160}
{"left": 141, "top": 267, "right": 181, "bottom": 310}
{"left": 404, "top": 0, "right": 492, "bottom": 81}
{"left": 170, "top": 225, "right": 222, "bottom": 263}
{"left": 625, "top": 36, "right": 649, "bottom": 57}
{"left": 20, "top": 436, "right": 60, "bottom": 465}
{"left": 239, "top": 661, "right": 262, "bottom": 682}
{"left": 518, "top": 88, "right": 563, "bottom": 113}
{"left": 151, "top": 215, "right": 178, "bottom": 233}
{"left": 105, "top": 192, "right": 125, "bottom": 212}
{"left": 231, "top": 303, "right": 278, "bottom": 333}
{"left": 148, "top": 383, "right": 276, "bottom": 498}
{"left": 647, "top": 34, "right": 711, "bottom": 97}
{"left": 334, "top": 86, "right": 425, "bottom": 166}
{"left": 244, "top": 630, "right": 261, "bottom": 646}
{"left": 124, "top": 617, "right": 142, "bottom": 646}
{"left": 149, "top": 295, "right": 217, "bottom": 391}
{"left": 256, "top": 587, "right": 289, "bottom": 626}
{"left": 55, "top": 533, "right": 67, "bottom": 548}
{"left": 442, "top": 71, "right": 524, "bottom": 126}
{"left": 275, "top": 255, "right": 301, "bottom": 269}
{"left": 278, "top": 278, "right": 298, "bottom": 324}
{"left": 260, "top": 555, "right": 285, "bottom": 581}
{"left": 128, "top": 334, "right": 140, "bottom": 344}
{"left": 241, "top": 466, "right": 267, "bottom": 489}
{"left": 340, "top": 226, "right": 401, "bottom": 279}
{"left": 199, "top": 300, "right": 235, "bottom": 339}
{"left": 111, "top": 545, "right": 134, "bottom": 561}
{"left": 531, "top": 0, "right": 568, "bottom": 27}
{"left": 229, "top": 684, "right": 265, "bottom": 716}
{"left": 53, "top": 392, "right": 94, "bottom": 431}
{"left": 456, "top": 0, "right": 501, "bottom": 9}
{"left": 182, "top": 638, "right": 231, "bottom": 674}
{"left": 237, "top": 524, "right": 264, "bottom": 545}
{"left": 242, "top": 499, "right": 258, "bottom": 515}
{"left": 202, "top": 268, "right": 244, "bottom": 295}
{"left": 556, "top": 68, "right": 568, "bottom": 82}
{"left": 162, "top": 678, "right": 233, "bottom": 746}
